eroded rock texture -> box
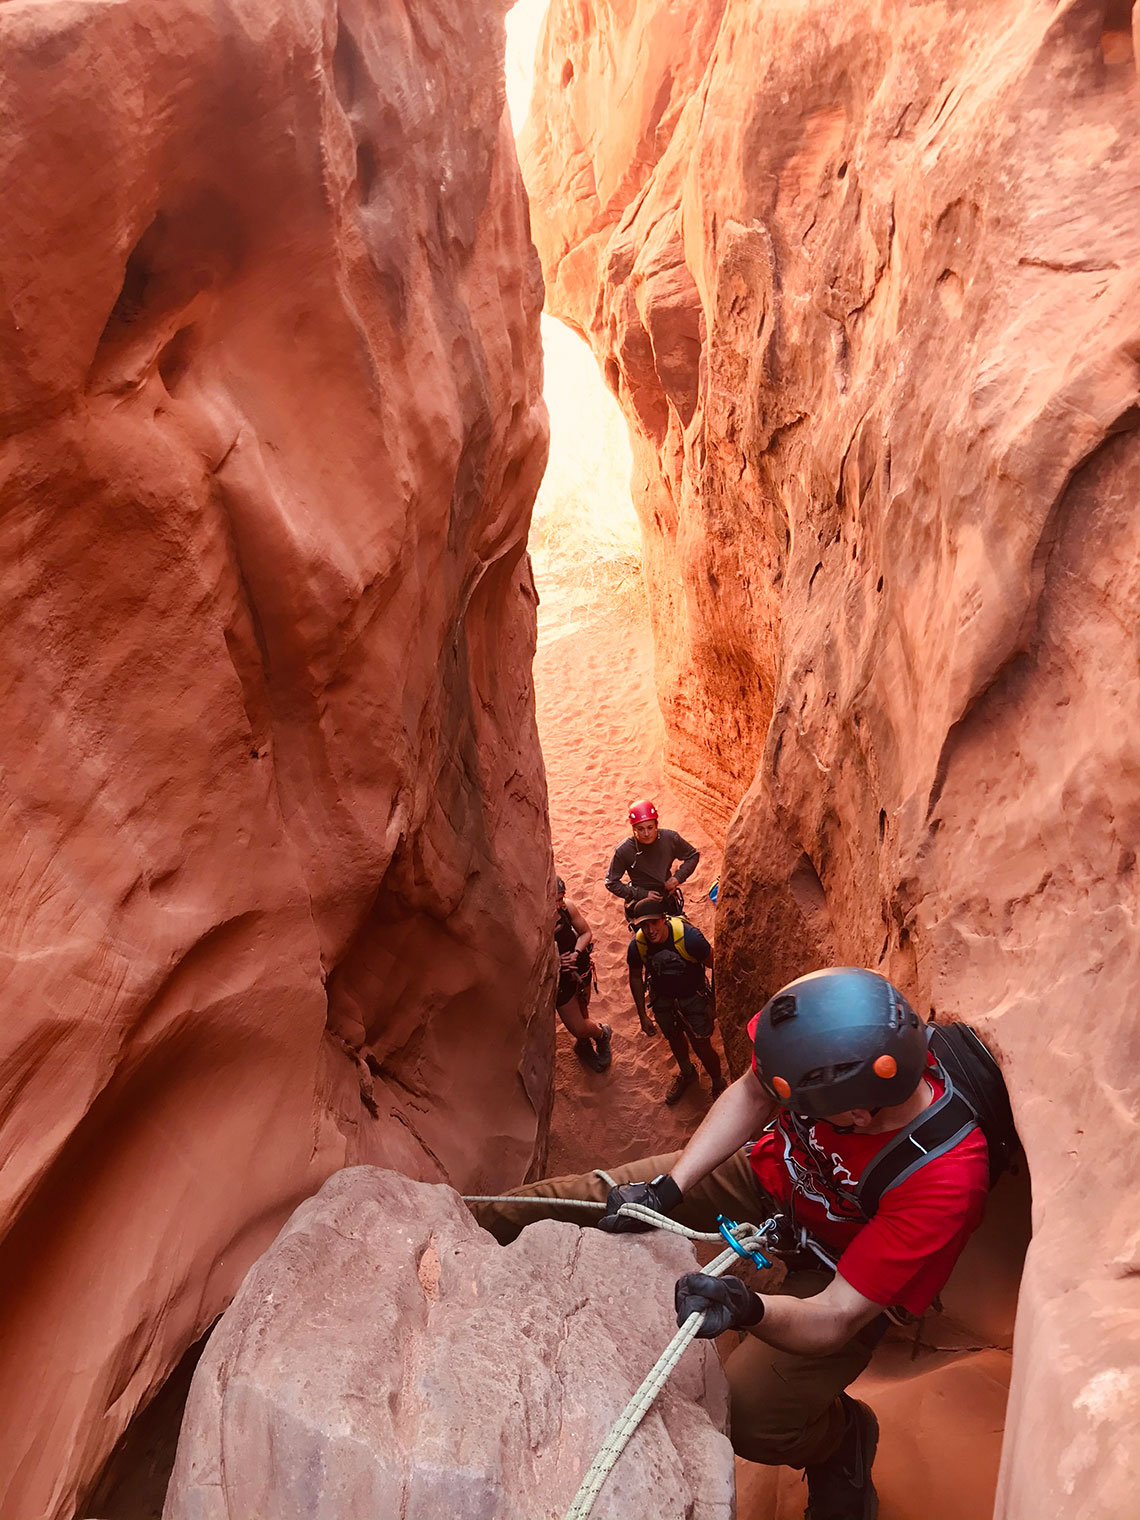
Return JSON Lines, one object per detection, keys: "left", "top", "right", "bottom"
{"left": 165, "top": 1167, "right": 734, "bottom": 1520}
{"left": 0, "top": 3, "right": 549, "bottom": 1515}
{"left": 523, "top": 2, "right": 1140, "bottom": 1516}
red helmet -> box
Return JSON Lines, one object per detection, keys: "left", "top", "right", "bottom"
{"left": 628, "top": 800, "right": 659, "bottom": 825}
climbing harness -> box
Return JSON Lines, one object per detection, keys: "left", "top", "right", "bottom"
{"left": 462, "top": 1175, "right": 782, "bottom": 1520}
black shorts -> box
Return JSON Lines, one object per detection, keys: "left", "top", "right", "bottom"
{"left": 652, "top": 991, "right": 714, "bottom": 1040}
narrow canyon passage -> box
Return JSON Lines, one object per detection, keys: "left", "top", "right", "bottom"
{"left": 528, "top": 317, "right": 725, "bottom": 1169}
{"left": 3, "top": 0, "right": 1133, "bottom": 1510}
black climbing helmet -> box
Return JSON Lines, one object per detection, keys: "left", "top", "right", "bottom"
{"left": 752, "top": 968, "right": 927, "bottom": 1118}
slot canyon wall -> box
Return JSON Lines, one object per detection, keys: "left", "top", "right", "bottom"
{"left": 521, "top": 1, "right": 1140, "bottom": 1516}
{"left": 0, "top": 1, "right": 549, "bottom": 1516}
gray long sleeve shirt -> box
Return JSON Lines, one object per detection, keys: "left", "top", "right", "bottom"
{"left": 605, "top": 829, "right": 700, "bottom": 902}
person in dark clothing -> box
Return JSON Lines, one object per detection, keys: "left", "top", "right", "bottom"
{"left": 627, "top": 896, "right": 725, "bottom": 1103}
{"left": 605, "top": 799, "right": 700, "bottom": 926}
{"left": 555, "top": 877, "right": 611, "bottom": 1071}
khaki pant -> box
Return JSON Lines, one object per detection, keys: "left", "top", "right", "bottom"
{"left": 470, "top": 1148, "right": 881, "bottom": 1468}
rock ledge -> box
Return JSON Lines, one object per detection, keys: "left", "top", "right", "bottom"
{"left": 165, "top": 1167, "right": 734, "bottom": 1520}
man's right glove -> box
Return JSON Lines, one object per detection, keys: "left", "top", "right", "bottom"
{"left": 674, "top": 1272, "right": 766, "bottom": 1337}
{"left": 597, "top": 1173, "right": 683, "bottom": 1233}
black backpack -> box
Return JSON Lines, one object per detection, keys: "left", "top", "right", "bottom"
{"left": 854, "top": 1021, "right": 1018, "bottom": 1218}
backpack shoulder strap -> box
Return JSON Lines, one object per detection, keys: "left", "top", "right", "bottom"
{"left": 635, "top": 928, "right": 648, "bottom": 964}
{"left": 669, "top": 917, "right": 698, "bottom": 962}
{"left": 854, "top": 1069, "right": 978, "bottom": 1218}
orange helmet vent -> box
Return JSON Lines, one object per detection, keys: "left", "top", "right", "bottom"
{"left": 772, "top": 1076, "right": 792, "bottom": 1100}
{"left": 873, "top": 1054, "right": 898, "bottom": 1079}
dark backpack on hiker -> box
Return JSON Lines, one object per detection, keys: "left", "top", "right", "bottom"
{"left": 635, "top": 917, "right": 708, "bottom": 1000}
{"left": 853, "top": 1021, "right": 1018, "bottom": 1217}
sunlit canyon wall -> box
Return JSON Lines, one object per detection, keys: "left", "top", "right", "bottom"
{"left": 521, "top": 1, "right": 1140, "bottom": 1516}
{"left": 0, "top": 1, "right": 550, "bottom": 1514}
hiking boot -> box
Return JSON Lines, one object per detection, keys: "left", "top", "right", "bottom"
{"left": 592, "top": 1025, "right": 613, "bottom": 1071}
{"left": 664, "top": 1066, "right": 697, "bottom": 1105}
{"left": 573, "top": 1037, "right": 607, "bottom": 1074}
{"left": 804, "top": 1395, "right": 879, "bottom": 1520}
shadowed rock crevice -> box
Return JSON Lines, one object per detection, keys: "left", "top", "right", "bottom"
{"left": 83, "top": 1331, "right": 212, "bottom": 1520}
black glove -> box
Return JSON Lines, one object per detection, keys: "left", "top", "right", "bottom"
{"left": 674, "top": 1272, "right": 765, "bottom": 1337}
{"left": 598, "top": 1173, "right": 683, "bottom": 1234}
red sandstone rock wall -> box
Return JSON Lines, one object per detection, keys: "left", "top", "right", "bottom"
{"left": 523, "top": 2, "right": 1140, "bottom": 1516}
{"left": 0, "top": 2, "right": 549, "bottom": 1515}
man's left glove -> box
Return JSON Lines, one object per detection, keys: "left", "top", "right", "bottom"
{"left": 674, "top": 1272, "right": 766, "bottom": 1337}
{"left": 598, "top": 1173, "right": 683, "bottom": 1233}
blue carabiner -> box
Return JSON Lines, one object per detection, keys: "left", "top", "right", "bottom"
{"left": 716, "top": 1214, "right": 772, "bottom": 1270}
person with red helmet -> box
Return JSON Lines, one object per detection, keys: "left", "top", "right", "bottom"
{"left": 470, "top": 968, "right": 993, "bottom": 1520}
{"left": 604, "top": 799, "right": 700, "bottom": 939}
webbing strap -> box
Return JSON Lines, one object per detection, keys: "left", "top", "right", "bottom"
{"left": 854, "top": 1081, "right": 979, "bottom": 1216}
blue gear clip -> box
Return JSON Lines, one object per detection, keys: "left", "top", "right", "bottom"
{"left": 716, "top": 1214, "right": 772, "bottom": 1269}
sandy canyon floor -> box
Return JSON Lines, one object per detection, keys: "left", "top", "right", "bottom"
{"left": 533, "top": 562, "right": 724, "bottom": 1169}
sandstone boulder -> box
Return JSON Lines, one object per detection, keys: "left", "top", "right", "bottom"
{"left": 0, "top": 1, "right": 549, "bottom": 1514}
{"left": 522, "top": 2, "right": 1140, "bottom": 1516}
{"left": 164, "top": 1166, "right": 734, "bottom": 1520}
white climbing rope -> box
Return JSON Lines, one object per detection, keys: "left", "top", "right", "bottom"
{"left": 561, "top": 1237, "right": 743, "bottom": 1520}
{"left": 460, "top": 1193, "right": 727, "bottom": 1241}
{"left": 461, "top": 1195, "right": 606, "bottom": 1212}
{"left": 615, "top": 1201, "right": 727, "bottom": 1242}
{"left": 462, "top": 1182, "right": 776, "bottom": 1520}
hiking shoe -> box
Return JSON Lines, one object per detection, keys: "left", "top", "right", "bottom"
{"left": 804, "top": 1395, "right": 879, "bottom": 1520}
{"left": 573, "top": 1037, "right": 607, "bottom": 1074}
{"left": 709, "top": 1075, "right": 728, "bottom": 1098}
{"left": 592, "top": 1025, "right": 613, "bottom": 1071}
{"left": 664, "top": 1066, "right": 697, "bottom": 1105}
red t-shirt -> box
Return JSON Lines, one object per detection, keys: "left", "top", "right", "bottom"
{"left": 746, "top": 1016, "right": 990, "bottom": 1314}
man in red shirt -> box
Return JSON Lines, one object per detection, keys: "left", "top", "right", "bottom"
{"left": 472, "top": 968, "right": 990, "bottom": 1520}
